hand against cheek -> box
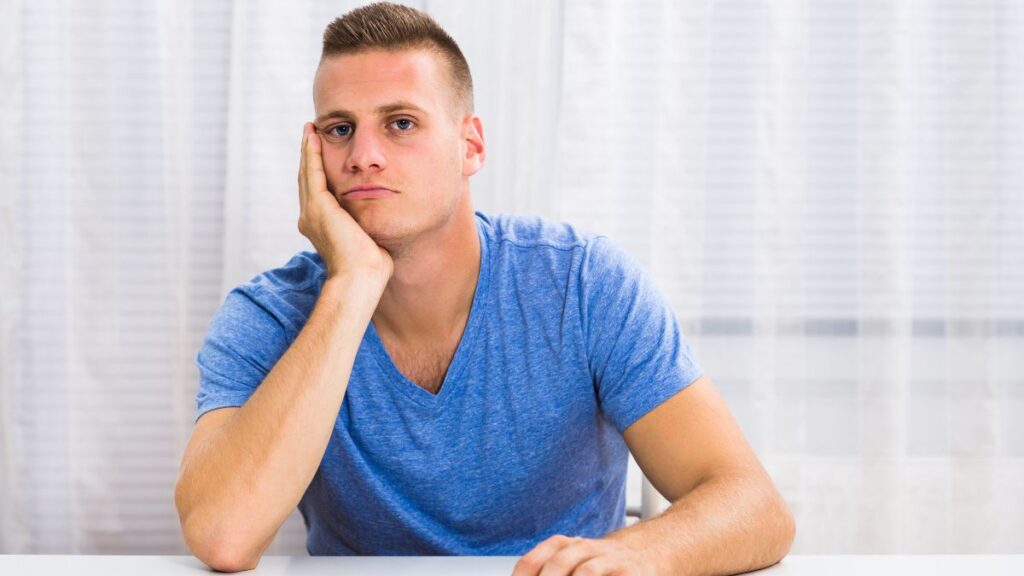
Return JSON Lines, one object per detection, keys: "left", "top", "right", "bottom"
{"left": 511, "top": 535, "right": 661, "bottom": 576}
{"left": 297, "top": 122, "right": 393, "bottom": 286}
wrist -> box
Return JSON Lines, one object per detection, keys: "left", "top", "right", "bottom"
{"left": 324, "top": 252, "right": 392, "bottom": 291}
{"left": 320, "top": 272, "right": 387, "bottom": 310}
{"left": 606, "top": 519, "right": 682, "bottom": 575}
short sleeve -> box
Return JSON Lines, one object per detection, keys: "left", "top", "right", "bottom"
{"left": 194, "top": 285, "right": 292, "bottom": 422}
{"left": 578, "top": 236, "right": 703, "bottom": 433}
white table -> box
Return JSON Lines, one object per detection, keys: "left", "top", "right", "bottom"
{"left": 0, "top": 554, "right": 1021, "bottom": 574}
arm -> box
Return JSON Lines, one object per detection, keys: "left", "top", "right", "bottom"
{"left": 174, "top": 275, "right": 380, "bottom": 572}
{"left": 610, "top": 374, "right": 795, "bottom": 574}
{"left": 608, "top": 469, "right": 793, "bottom": 575}
{"left": 513, "top": 375, "right": 795, "bottom": 576}
{"left": 174, "top": 124, "right": 393, "bottom": 572}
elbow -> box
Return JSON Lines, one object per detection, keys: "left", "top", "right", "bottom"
{"left": 181, "top": 518, "right": 263, "bottom": 573}
{"left": 196, "top": 546, "right": 261, "bottom": 573}
{"left": 176, "top": 483, "right": 263, "bottom": 573}
{"left": 745, "top": 470, "right": 796, "bottom": 568}
{"left": 781, "top": 508, "right": 797, "bottom": 554}
{"left": 771, "top": 494, "right": 797, "bottom": 563}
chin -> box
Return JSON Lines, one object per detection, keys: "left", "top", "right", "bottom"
{"left": 346, "top": 192, "right": 464, "bottom": 254}
{"left": 366, "top": 227, "right": 411, "bottom": 253}
{"left": 351, "top": 211, "right": 415, "bottom": 251}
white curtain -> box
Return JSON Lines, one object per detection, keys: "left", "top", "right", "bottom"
{"left": 1, "top": 0, "right": 1021, "bottom": 555}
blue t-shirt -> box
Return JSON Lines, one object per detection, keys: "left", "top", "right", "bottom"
{"left": 195, "top": 212, "right": 703, "bottom": 555}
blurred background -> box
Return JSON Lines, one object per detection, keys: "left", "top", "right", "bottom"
{"left": 1, "top": 0, "right": 1022, "bottom": 556}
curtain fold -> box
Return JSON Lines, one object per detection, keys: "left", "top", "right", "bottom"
{"left": 0, "top": 0, "right": 27, "bottom": 554}
{"left": 0, "top": 0, "right": 1021, "bottom": 554}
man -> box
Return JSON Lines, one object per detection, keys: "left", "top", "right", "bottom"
{"left": 174, "top": 3, "right": 795, "bottom": 574}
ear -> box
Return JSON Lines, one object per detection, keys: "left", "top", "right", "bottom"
{"left": 460, "top": 114, "right": 486, "bottom": 177}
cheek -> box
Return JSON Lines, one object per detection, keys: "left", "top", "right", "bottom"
{"left": 435, "top": 135, "right": 463, "bottom": 174}
{"left": 320, "top": 146, "right": 343, "bottom": 192}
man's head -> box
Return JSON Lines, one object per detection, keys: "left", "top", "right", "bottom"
{"left": 320, "top": 2, "right": 474, "bottom": 117}
{"left": 312, "top": 2, "right": 484, "bottom": 255}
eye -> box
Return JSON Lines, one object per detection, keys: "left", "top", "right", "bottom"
{"left": 327, "top": 124, "right": 352, "bottom": 138}
{"left": 391, "top": 118, "right": 415, "bottom": 132}
{"left": 321, "top": 123, "right": 352, "bottom": 141}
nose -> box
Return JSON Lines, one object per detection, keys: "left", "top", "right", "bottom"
{"left": 345, "top": 127, "right": 387, "bottom": 174}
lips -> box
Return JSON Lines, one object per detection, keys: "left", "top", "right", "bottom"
{"left": 342, "top": 186, "right": 397, "bottom": 200}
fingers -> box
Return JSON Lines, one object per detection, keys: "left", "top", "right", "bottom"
{"left": 298, "top": 123, "right": 310, "bottom": 206}
{"left": 298, "top": 122, "right": 329, "bottom": 238}
{"left": 537, "top": 538, "right": 602, "bottom": 576}
{"left": 299, "top": 125, "right": 305, "bottom": 203}
{"left": 298, "top": 122, "right": 328, "bottom": 201}
{"left": 567, "top": 556, "right": 614, "bottom": 576}
{"left": 303, "top": 123, "right": 327, "bottom": 195}
{"left": 512, "top": 535, "right": 592, "bottom": 576}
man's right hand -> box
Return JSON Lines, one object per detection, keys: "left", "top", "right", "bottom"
{"left": 297, "top": 122, "right": 394, "bottom": 287}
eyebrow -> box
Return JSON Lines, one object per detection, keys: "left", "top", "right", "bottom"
{"left": 315, "top": 101, "right": 428, "bottom": 124}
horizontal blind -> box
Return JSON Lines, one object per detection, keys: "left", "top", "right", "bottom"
{"left": 10, "top": 0, "right": 243, "bottom": 553}
{"left": 556, "top": 0, "right": 1024, "bottom": 552}
{"left": 3, "top": 0, "right": 1023, "bottom": 555}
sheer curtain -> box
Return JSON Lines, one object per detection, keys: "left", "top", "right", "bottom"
{"left": 556, "top": 0, "right": 1024, "bottom": 552}
{"left": 1, "top": 0, "right": 1021, "bottom": 555}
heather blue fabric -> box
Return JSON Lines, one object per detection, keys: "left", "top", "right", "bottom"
{"left": 194, "top": 211, "right": 703, "bottom": 555}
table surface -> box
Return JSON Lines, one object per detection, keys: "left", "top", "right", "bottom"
{"left": 0, "top": 554, "right": 1022, "bottom": 574}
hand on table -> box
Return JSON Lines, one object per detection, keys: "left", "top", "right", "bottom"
{"left": 511, "top": 534, "right": 663, "bottom": 576}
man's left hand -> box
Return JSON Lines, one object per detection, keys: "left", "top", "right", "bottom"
{"left": 511, "top": 534, "right": 663, "bottom": 576}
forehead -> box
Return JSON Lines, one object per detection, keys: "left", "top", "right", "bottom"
{"left": 313, "top": 49, "right": 449, "bottom": 116}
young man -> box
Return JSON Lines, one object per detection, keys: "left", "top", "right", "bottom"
{"left": 174, "top": 3, "right": 795, "bottom": 574}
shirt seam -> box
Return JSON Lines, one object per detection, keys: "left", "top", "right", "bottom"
{"left": 494, "top": 235, "right": 605, "bottom": 253}
{"left": 248, "top": 283, "right": 304, "bottom": 343}
{"left": 257, "top": 251, "right": 327, "bottom": 294}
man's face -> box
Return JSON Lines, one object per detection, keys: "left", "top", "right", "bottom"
{"left": 312, "top": 48, "right": 481, "bottom": 251}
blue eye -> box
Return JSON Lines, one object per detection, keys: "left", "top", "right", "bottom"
{"left": 393, "top": 118, "right": 414, "bottom": 131}
{"left": 328, "top": 124, "right": 352, "bottom": 138}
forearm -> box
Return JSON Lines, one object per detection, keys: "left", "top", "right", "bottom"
{"left": 176, "top": 275, "right": 381, "bottom": 564}
{"left": 607, "top": 470, "right": 796, "bottom": 576}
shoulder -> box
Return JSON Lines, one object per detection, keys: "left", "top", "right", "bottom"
{"left": 245, "top": 250, "right": 327, "bottom": 294}
{"left": 475, "top": 210, "right": 639, "bottom": 274}
{"left": 223, "top": 251, "right": 327, "bottom": 340}
{"left": 476, "top": 211, "right": 638, "bottom": 298}
{"left": 477, "top": 212, "right": 600, "bottom": 285}
{"left": 477, "top": 211, "right": 603, "bottom": 254}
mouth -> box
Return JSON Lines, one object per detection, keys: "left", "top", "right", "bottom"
{"left": 341, "top": 186, "right": 398, "bottom": 200}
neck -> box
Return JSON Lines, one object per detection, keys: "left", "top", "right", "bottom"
{"left": 371, "top": 198, "right": 481, "bottom": 343}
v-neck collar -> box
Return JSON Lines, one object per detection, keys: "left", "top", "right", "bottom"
{"left": 365, "top": 215, "right": 492, "bottom": 410}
